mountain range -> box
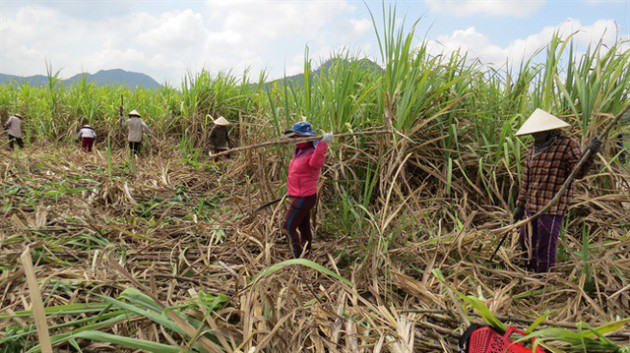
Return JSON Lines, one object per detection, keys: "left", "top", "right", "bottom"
{"left": 0, "top": 59, "right": 382, "bottom": 89}
{"left": 0, "top": 69, "right": 161, "bottom": 89}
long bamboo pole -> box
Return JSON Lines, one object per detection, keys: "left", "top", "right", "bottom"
{"left": 489, "top": 104, "right": 630, "bottom": 263}
{"left": 208, "top": 129, "right": 391, "bottom": 158}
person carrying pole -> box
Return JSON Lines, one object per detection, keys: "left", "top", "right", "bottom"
{"left": 121, "top": 110, "right": 151, "bottom": 155}
{"left": 282, "top": 120, "right": 333, "bottom": 258}
{"left": 77, "top": 124, "right": 96, "bottom": 153}
{"left": 513, "top": 109, "right": 601, "bottom": 273}
{"left": 209, "top": 116, "right": 232, "bottom": 162}
{"left": 4, "top": 113, "right": 24, "bottom": 150}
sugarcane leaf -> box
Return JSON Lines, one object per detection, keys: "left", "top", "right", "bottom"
{"left": 72, "top": 330, "right": 183, "bottom": 353}
{"left": 252, "top": 258, "right": 352, "bottom": 287}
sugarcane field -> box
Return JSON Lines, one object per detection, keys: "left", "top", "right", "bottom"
{"left": 1, "top": 2, "right": 629, "bottom": 353}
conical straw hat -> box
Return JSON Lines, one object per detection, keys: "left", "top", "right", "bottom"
{"left": 515, "top": 109, "right": 570, "bottom": 136}
{"left": 214, "top": 116, "right": 230, "bottom": 126}
{"left": 128, "top": 110, "right": 141, "bottom": 117}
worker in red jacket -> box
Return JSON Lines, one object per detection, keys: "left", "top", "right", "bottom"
{"left": 282, "top": 121, "right": 333, "bottom": 258}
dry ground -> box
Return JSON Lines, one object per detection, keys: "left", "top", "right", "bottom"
{"left": 1, "top": 140, "right": 628, "bottom": 352}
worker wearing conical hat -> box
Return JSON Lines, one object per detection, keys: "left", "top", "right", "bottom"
{"left": 121, "top": 110, "right": 151, "bottom": 155}
{"left": 209, "top": 116, "right": 232, "bottom": 162}
{"left": 77, "top": 124, "right": 96, "bottom": 153}
{"left": 514, "top": 109, "right": 601, "bottom": 273}
{"left": 4, "top": 113, "right": 24, "bottom": 150}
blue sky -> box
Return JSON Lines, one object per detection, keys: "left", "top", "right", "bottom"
{"left": 408, "top": 1, "right": 628, "bottom": 44}
{"left": 1, "top": 0, "right": 628, "bottom": 84}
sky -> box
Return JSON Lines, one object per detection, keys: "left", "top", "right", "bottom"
{"left": 0, "top": 0, "right": 628, "bottom": 85}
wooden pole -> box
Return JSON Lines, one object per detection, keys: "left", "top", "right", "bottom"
{"left": 208, "top": 129, "right": 391, "bottom": 158}
{"left": 489, "top": 104, "right": 630, "bottom": 263}
{"left": 252, "top": 197, "right": 283, "bottom": 213}
{"left": 20, "top": 247, "right": 53, "bottom": 353}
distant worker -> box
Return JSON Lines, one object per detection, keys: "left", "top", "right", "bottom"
{"left": 513, "top": 109, "right": 601, "bottom": 273}
{"left": 209, "top": 116, "right": 232, "bottom": 162}
{"left": 121, "top": 110, "right": 151, "bottom": 155}
{"left": 4, "top": 114, "right": 24, "bottom": 150}
{"left": 77, "top": 124, "right": 96, "bottom": 153}
{"left": 282, "top": 121, "right": 333, "bottom": 258}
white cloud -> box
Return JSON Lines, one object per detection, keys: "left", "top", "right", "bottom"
{"left": 0, "top": 0, "right": 131, "bottom": 20}
{"left": 208, "top": 1, "right": 354, "bottom": 40}
{"left": 425, "top": 0, "right": 545, "bottom": 17}
{"left": 349, "top": 19, "right": 373, "bottom": 37}
{"left": 427, "top": 18, "right": 621, "bottom": 67}
{"left": 137, "top": 10, "right": 208, "bottom": 51}
{"left": 0, "top": 1, "right": 372, "bottom": 84}
{"left": 4, "top": 1, "right": 619, "bottom": 86}
{"left": 427, "top": 27, "right": 505, "bottom": 63}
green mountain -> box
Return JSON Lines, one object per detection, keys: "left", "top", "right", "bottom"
{"left": 0, "top": 73, "right": 50, "bottom": 86}
{"left": 267, "top": 58, "right": 382, "bottom": 88}
{"left": 1, "top": 60, "right": 381, "bottom": 89}
{"left": 0, "top": 69, "right": 161, "bottom": 89}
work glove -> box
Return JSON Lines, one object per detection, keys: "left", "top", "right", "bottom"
{"left": 586, "top": 138, "right": 602, "bottom": 155}
{"left": 513, "top": 206, "right": 525, "bottom": 223}
{"left": 321, "top": 132, "right": 333, "bottom": 144}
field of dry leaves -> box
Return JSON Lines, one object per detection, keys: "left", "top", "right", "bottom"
{"left": 1, "top": 131, "right": 628, "bottom": 352}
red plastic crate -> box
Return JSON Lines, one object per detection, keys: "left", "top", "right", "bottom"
{"left": 469, "top": 326, "right": 545, "bottom": 353}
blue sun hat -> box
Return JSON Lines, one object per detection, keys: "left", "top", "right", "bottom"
{"left": 284, "top": 121, "right": 315, "bottom": 136}
{"left": 284, "top": 121, "right": 318, "bottom": 147}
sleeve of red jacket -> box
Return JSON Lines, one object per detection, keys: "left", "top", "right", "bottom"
{"left": 308, "top": 142, "right": 328, "bottom": 169}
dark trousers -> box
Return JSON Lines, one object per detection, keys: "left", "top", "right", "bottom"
{"left": 9, "top": 135, "right": 24, "bottom": 150}
{"left": 519, "top": 213, "right": 564, "bottom": 272}
{"left": 81, "top": 137, "right": 95, "bottom": 152}
{"left": 129, "top": 141, "right": 141, "bottom": 154}
{"left": 212, "top": 148, "right": 231, "bottom": 162}
{"left": 283, "top": 194, "right": 317, "bottom": 258}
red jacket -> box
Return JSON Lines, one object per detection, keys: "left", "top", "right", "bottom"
{"left": 287, "top": 142, "right": 328, "bottom": 197}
